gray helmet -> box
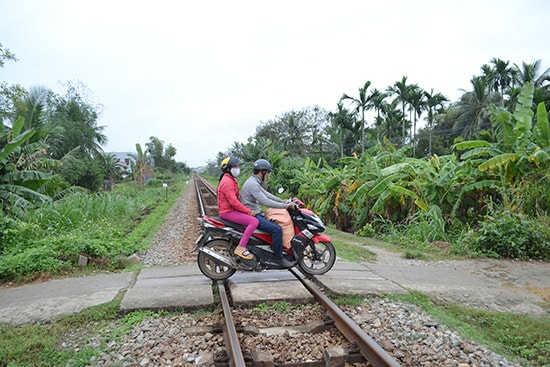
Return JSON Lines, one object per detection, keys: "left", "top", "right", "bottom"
{"left": 253, "top": 159, "right": 272, "bottom": 173}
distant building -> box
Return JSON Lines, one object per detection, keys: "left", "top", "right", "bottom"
{"left": 109, "top": 151, "right": 156, "bottom": 182}
{"left": 110, "top": 152, "right": 134, "bottom": 173}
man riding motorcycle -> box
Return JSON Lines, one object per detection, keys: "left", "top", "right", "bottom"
{"left": 240, "top": 159, "right": 294, "bottom": 268}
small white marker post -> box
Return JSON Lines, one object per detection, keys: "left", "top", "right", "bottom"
{"left": 163, "top": 182, "right": 168, "bottom": 201}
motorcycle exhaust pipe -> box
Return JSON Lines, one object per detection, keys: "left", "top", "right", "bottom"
{"left": 199, "top": 246, "right": 236, "bottom": 267}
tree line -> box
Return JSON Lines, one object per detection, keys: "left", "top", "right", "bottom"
{"left": 1, "top": 43, "right": 191, "bottom": 217}
{"left": 207, "top": 57, "right": 550, "bottom": 260}
{"left": 2, "top": 39, "right": 548, "bottom": 259}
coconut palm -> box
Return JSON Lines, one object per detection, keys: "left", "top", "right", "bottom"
{"left": 513, "top": 60, "right": 550, "bottom": 88}
{"left": 453, "top": 76, "right": 500, "bottom": 138}
{"left": 102, "top": 152, "right": 124, "bottom": 190}
{"left": 508, "top": 60, "right": 550, "bottom": 110}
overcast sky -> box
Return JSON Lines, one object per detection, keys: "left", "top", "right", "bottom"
{"left": 1, "top": 0, "right": 549, "bottom": 167}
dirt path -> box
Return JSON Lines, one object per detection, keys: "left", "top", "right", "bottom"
{"left": 362, "top": 245, "right": 550, "bottom": 316}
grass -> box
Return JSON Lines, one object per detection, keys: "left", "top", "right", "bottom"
{"left": 1, "top": 178, "right": 547, "bottom": 366}
{"left": 0, "top": 296, "right": 177, "bottom": 367}
{"left": 325, "top": 226, "right": 378, "bottom": 262}
{"left": 0, "top": 298, "right": 121, "bottom": 367}
{"left": 0, "top": 175, "right": 188, "bottom": 285}
{"left": 327, "top": 226, "right": 549, "bottom": 366}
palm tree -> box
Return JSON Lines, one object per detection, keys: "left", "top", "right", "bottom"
{"left": 513, "top": 60, "right": 550, "bottom": 88}
{"left": 491, "top": 57, "right": 515, "bottom": 106}
{"left": 454, "top": 76, "right": 500, "bottom": 138}
{"left": 15, "top": 86, "right": 49, "bottom": 131}
{"left": 387, "top": 76, "right": 411, "bottom": 145}
{"left": 369, "top": 88, "right": 387, "bottom": 141}
{"left": 341, "top": 81, "right": 373, "bottom": 154}
{"left": 510, "top": 60, "right": 550, "bottom": 110}
{"left": 102, "top": 152, "right": 124, "bottom": 190}
{"left": 379, "top": 99, "right": 405, "bottom": 144}
{"left": 408, "top": 85, "right": 426, "bottom": 155}
{"left": 424, "top": 89, "right": 449, "bottom": 155}
{"left": 328, "top": 102, "right": 356, "bottom": 158}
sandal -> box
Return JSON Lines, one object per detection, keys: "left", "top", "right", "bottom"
{"left": 234, "top": 246, "right": 253, "bottom": 260}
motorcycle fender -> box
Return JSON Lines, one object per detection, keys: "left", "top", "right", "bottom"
{"left": 312, "top": 234, "right": 331, "bottom": 243}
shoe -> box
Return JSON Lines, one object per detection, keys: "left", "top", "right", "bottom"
{"left": 275, "top": 256, "right": 294, "bottom": 268}
{"left": 234, "top": 246, "right": 253, "bottom": 260}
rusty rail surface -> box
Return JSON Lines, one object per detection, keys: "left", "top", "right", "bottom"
{"left": 217, "top": 281, "right": 246, "bottom": 367}
{"left": 194, "top": 174, "right": 218, "bottom": 216}
{"left": 194, "top": 174, "right": 402, "bottom": 366}
{"left": 290, "top": 268, "right": 402, "bottom": 367}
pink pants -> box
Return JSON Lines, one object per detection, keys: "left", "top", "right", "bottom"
{"left": 219, "top": 211, "right": 259, "bottom": 247}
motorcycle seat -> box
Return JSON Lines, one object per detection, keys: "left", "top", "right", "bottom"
{"left": 212, "top": 216, "right": 270, "bottom": 235}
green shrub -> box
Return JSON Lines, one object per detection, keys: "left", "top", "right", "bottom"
{"left": 464, "top": 209, "right": 550, "bottom": 260}
{"left": 0, "top": 246, "right": 69, "bottom": 280}
{"left": 0, "top": 175, "right": 188, "bottom": 281}
{"left": 356, "top": 222, "right": 376, "bottom": 237}
{"left": 0, "top": 217, "right": 42, "bottom": 254}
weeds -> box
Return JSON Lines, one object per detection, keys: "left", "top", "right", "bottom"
{"left": 0, "top": 176, "right": 187, "bottom": 283}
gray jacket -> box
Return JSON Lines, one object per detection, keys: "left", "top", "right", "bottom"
{"left": 240, "top": 174, "right": 287, "bottom": 213}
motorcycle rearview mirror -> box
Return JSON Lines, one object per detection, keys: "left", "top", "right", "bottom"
{"left": 278, "top": 187, "right": 284, "bottom": 194}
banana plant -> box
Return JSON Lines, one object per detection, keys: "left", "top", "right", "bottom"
{"left": 453, "top": 82, "right": 550, "bottom": 213}
{"left": 1, "top": 116, "right": 52, "bottom": 216}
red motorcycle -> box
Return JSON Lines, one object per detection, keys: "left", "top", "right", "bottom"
{"left": 195, "top": 198, "right": 336, "bottom": 280}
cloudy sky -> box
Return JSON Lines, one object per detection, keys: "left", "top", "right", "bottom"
{"left": 1, "top": 0, "right": 549, "bottom": 167}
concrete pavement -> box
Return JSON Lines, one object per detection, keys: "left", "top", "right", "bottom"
{"left": 0, "top": 260, "right": 405, "bottom": 326}
{"left": 1, "top": 254, "right": 547, "bottom": 326}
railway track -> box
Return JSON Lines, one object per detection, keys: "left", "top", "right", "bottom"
{"left": 195, "top": 175, "right": 218, "bottom": 216}
{"left": 193, "top": 175, "right": 402, "bottom": 367}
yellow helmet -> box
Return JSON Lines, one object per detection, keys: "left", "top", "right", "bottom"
{"left": 220, "top": 156, "right": 240, "bottom": 172}
{"left": 220, "top": 157, "right": 230, "bottom": 170}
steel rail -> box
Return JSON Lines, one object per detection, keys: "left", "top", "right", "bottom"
{"left": 217, "top": 281, "right": 247, "bottom": 367}
{"left": 194, "top": 175, "right": 207, "bottom": 217}
{"left": 195, "top": 174, "right": 400, "bottom": 366}
{"left": 194, "top": 174, "right": 219, "bottom": 216}
{"left": 290, "top": 268, "right": 402, "bottom": 367}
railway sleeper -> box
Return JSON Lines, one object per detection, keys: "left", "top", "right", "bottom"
{"left": 212, "top": 347, "right": 368, "bottom": 367}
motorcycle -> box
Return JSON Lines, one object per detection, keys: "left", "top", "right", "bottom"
{"left": 194, "top": 198, "right": 336, "bottom": 280}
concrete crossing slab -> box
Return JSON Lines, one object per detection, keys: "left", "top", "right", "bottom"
{"left": 0, "top": 272, "right": 133, "bottom": 326}
{"left": 316, "top": 260, "right": 408, "bottom": 296}
{"left": 120, "top": 265, "right": 214, "bottom": 312}
{"left": 228, "top": 270, "right": 314, "bottom": 305}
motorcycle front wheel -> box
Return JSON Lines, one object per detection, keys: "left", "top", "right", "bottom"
{"left": 197, "top": 239, "right": 236, "bottom": 280}
{"left": 298, "top": 241, "right": 336, "bottom": 276}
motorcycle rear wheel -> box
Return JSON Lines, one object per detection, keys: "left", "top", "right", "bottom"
{"left": 197, "top": 239, "right": 236, "bottom": 280}
{"left": 298, "top": 241, "right": 336, "bottom": 275}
